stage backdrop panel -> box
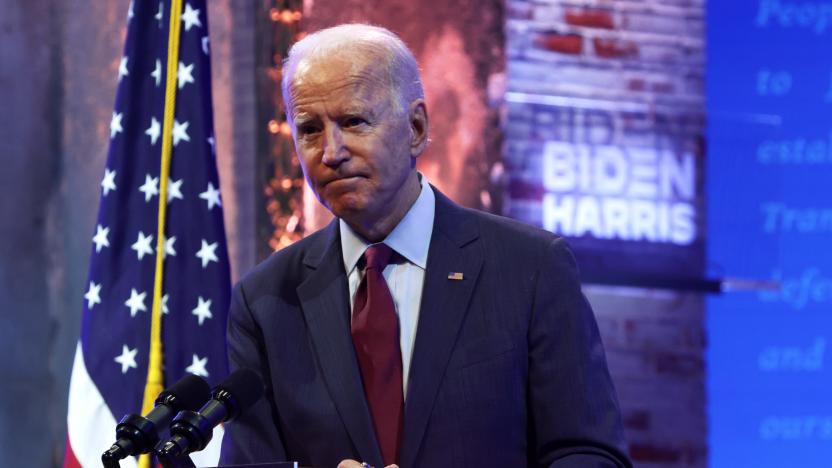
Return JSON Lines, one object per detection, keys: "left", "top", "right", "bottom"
{"left": 707, "top": 1, "right": 832, "bottom": 467}
{"left": 503, "top": 0, "right": 706, "bottom": 285}
{"left": 505, "top": 1, "right": 707, "bottom": 466}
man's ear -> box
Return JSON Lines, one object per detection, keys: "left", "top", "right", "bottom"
{"left": 408, "top": 99, "right": 429, "bottom": 158}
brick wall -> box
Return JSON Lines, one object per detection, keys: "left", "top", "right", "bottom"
{"left": 504, "top": 1, "right": 707, "bottom": 466}
{"left": 589, "top": 287, "right": 706, "bottom": 467}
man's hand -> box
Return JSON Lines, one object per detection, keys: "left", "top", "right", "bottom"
{"left": 337, "top": 459, "right": 398, "bottom": 468}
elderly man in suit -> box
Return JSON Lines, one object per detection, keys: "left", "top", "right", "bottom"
{"left": 220, "top": 24, "right": 631, "bottom": 468}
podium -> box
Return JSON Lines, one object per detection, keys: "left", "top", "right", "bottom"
{"left": 178, "top": 463, "right": 297, "bottom": 468}
{"left": 172, "top": 463, "right": 297, "bottom": 468}
{"left": 203, "top": 464, "right": 298, "bottom": 468}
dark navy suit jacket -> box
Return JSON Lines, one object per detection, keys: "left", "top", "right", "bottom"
{"left": 219, "top": 189, "right": 631, "bottom": 467}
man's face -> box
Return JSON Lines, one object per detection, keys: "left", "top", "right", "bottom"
{"left": 287, "top": 53, "right": 421, "bottom": 228}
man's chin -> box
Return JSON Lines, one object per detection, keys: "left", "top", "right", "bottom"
{"left": 325, "top": 197, "right": 369, "bottom": 220}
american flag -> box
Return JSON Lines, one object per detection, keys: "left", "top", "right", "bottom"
{"left": 64, "top": 1, "right": 229, "bottom": 467}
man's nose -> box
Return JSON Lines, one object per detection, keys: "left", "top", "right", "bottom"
{"left": 321, "top": 124, "right": 348, "bottom": 167}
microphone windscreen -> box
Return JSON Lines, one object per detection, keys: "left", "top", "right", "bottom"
{"left": 217, "top": 368, "right": 264, "bottom": 411}
{"left": 160, "top": 374, "right": 212, "bottom": 412}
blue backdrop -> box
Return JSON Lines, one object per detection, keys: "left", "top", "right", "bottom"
{"left": 707, "top": 0, "right": 832, "bottom": 466}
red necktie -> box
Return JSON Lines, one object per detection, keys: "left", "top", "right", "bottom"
{"left": 351, "top": 243, "right": 404, "bottom": 465}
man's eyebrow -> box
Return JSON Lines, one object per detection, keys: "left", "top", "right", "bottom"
{"left": 341, "top": 107, "right": 376, "bottom": 119}
{"left": 292, "top": 113, "right": 314, "bottom": 125}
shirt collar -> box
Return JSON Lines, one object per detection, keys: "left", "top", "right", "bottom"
{"left": 340, "top": 174, "right": 435, "bottom": 274}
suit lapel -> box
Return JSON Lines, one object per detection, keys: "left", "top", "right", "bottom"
{"left": 296, "top": 222, "right": 384, "bottom": 465}
{"left": 400, "top": 191, "right": 483, "bottom": 468}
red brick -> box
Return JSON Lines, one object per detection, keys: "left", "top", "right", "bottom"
{"left": 593, "top": 37, "right": 639, "bottom": 59}
{"left": 564, "top": 9, "right": 615, "bottom": 30}
{"left": 534, "top": 33, "right": 583, "bottom": 55}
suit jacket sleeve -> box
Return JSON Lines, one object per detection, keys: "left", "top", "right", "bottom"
{"left": 219, "top": 282, "right": 288, "bottom": 464}
{"left": 529, "top": 238, "right": 632, "bottom": 468}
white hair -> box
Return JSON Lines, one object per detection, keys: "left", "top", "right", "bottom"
{"left": 281, "top": 24, "right": 424, "bottom": 115}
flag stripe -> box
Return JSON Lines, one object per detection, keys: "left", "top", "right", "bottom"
{"left": 63, "top": 437, "right": 82, "bottom": 468}
{"left": 67, "top": 343, "right": 138, "bottom": 468}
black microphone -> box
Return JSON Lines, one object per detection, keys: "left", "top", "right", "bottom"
{"left": 101, "top": 374, "right": 211, "bottom": 467}
{"left": 157, "top": 368, "right": 264, "bottom": 459}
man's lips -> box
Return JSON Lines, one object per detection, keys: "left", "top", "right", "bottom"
{"left": 324, "top": 174, "right": 366, "bottom": 186}
{"left": 321, "top": 174, "right": 368, "bottom": 192}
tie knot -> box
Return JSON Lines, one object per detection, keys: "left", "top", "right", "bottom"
{"left": 363, "top": 243, "right": 393, "bottom": 270}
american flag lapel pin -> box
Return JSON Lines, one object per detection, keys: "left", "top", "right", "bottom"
{"left": 448, "top": 272, "right": 464, "bottom": 281}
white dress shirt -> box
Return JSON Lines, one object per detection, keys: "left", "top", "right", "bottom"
{"left": 339, "top": 176, "right": 435, "bottom": 398}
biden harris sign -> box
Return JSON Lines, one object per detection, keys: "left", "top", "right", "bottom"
{"left": 542, "top": 143, "right": 696, "bottom": 246}
{"left": 534, "top": 135, "right": 705, "bottom": 284}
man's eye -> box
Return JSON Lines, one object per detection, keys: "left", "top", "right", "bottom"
{"left": 343, "top": 116, "right": 368, "bottom": 128}
{"left": 297, "top": 124, "right": 321, "bottom": 136}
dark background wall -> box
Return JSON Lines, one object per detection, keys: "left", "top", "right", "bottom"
{"left": 1, "top": 1, "right": 72, "bottom": 466}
